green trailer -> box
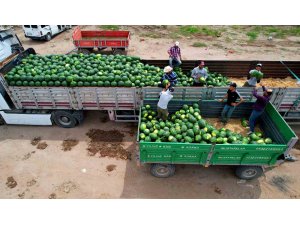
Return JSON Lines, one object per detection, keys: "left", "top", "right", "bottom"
{"left": 137, "top": 100, "right": 298, "bottom": 180}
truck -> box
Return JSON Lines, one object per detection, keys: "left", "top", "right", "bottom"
{"left": 1, "top": 48, "right": 300, "bottom": 127}
{"left": 136, "top": 99, "right": 299, "bottom": 180}
{"left": 22, "top": 25, "right": 72, "bottom": 41}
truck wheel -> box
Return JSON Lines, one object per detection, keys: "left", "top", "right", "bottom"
{"left": 0, "top": 114, "right": 5, "bottom": 125}
{"left": 235, "top": 166, "right": 263, "bottom": 180}
{"left": 53, "top": 111, "right": 77, "bottom": 128}
{"left": 150, "top": 164, "right": 175, "bottom": 178}
{"left": 45, "top": 33, "right": 52, "bottom": 41}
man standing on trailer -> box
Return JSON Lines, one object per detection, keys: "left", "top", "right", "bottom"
{"left": 168, "top": 41, "right": 182, "bottom": 68}
{"left": 243, "top": 63, "right": 263, "bottom": 87}
{"left": 191, "top": 60, "right": 208, "bottom": 86}
{"left": 157, "top": 80, "right": 174, "bottom": 121}
{"left": 247, "top": 83, "right": 273, "bottom": 135}
{"left": 219, "top": 82, "right": 244, "bottom": 125}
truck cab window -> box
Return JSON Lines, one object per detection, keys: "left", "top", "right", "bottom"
{"left": 24, "top": 25, "right": 30, "bottom": 28}
{"left": 31, "top": 25, "right": 38, "bottom": 29}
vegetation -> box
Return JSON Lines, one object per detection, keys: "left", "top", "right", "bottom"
{"left": 192, "top": 42, "right": 207, "bottom": 47}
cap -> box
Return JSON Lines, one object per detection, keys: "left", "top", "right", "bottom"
{"left": 163, "top": 66, "right": 173, "bottom": 73}
{"left": 175, "top": 41, "right": 179, "bottom": 46}
{"left": 256, "top": 63, "right": 262, "bottom": 67}
{"left": 230, "top": 82, "right": 237, "bottom": 88}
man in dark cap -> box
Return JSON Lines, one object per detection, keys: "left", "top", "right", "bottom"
{"left": 219, "top": 82, "right": 244, "bottom": 124}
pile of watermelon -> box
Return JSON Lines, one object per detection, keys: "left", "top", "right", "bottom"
{"left": 4, "top": 54, "right": 166, "bottom": 87}
{"left": 206, "top": 72, "right": 231, "bottom": 87}
{"left": 139, "top": 103, "right": 274, "bottom": 144}
{"left": 5, "top": 53, "right": 232, "bottom": 88}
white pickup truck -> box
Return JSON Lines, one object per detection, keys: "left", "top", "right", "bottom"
{"left": 22, "top": 25, "right": 72, "bottom": 41}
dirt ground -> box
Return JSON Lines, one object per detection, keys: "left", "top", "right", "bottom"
{"left": 13, "top": 25, "right": 300, "bottom": 60}
{"left": 0, "top": 111, "right": 299, "bottom": 199}
{"left": 1, "top": 25, "right": 300, "bottom": 199}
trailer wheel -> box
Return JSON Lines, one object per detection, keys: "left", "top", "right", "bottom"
{"left": 53, "top": 111, "right": 77, "bottom": 128}
{"left": 150, "top": 164, "right": 175, "bottom": 178}
{"left": 235, "top": 166, "right": 263, "bottom": 180}
{"left": 78, "top": 48, "right": 91, "bottom": 54}
{"left": 45, "top": 33, "right": 52, "bottom": 41}
{"left": 112, "top": 48, "right": 126, "bottom": 55}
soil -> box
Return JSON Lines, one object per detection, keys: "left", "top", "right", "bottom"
{"left": 48, "top": 193, "right": 57, "bottom": 199}
{"left": 6, "top": 176, "right": 17, "bottom": 189}
{"left": 13, "top": 25, "right": 300, "bottom": 61}
{"left": 106, "top": 164, "right": 117, "bottom": 172}
{"left": 26, "top": 179, "right": 36, "bottom": 187}
{"left": 62, "top": 139, "right": 79, "bottom": 151}
{"left": 86, "top": 129, "right": 131, "bottom": 160}
{"left": 36, "top": 142, "right": 48, "bottom": 150}
{"left": 31, "top": 137, "right": 41, "bottom": 146}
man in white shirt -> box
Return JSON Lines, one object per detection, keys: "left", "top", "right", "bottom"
{"left": 191, "top": 60, "right": 208, "bottom": 86}
{"left": 157, "top": 80, "right": 173, "bottom": 121}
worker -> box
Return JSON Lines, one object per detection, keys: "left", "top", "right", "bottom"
{"left": 243, "top": 63, "right": 263, "bottom": 87}
{"left": 160, "top": 66, "right": 178, "bottom": 87}
{"left": 168, "top": 41, "right": 182, "bottom": 68}
{"left": 219, "top": 82, "right": 244, "bottom": 124}
{"left": 191, "top": 60, "right": 208, "bottom": 86}
{"left": 157, "top": 80, "right": 174, "bottom": 121}
{"left": 247, "top": 83, "right": 273, "bottom": 135}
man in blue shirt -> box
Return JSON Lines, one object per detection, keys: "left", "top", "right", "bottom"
{"left": 160, "top": 66, "right": 178, "bottom": 87}
{"left": 191, "top": 60, "right": 208, "bottom": 86}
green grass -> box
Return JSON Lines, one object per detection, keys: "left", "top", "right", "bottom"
{"left": 140, "top": 33, "right": 162, "bottom": 39}
{"left": 100, "top": 25, "right": 120, "bottom": 30}
{"left": 246, "top": 31, "right": 259, "bottom": 41}
{"left": 178, "top": 26, "right": 222, "bottom": 37}
{"left": 192, "top": 42, "right": 207, "bottom": 47}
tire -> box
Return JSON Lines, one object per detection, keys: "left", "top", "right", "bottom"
{"left": 72, "top": 111, "right": 84, "bottom": 125}
{"left": 0, "top": 114, "right": 5, "bottom": 125}
{"left": 235, "top": 166, "right": 263, "bottom": 180}
{"left": 97, "top": 47, "right": 107, "bottom": 51}
{"left": 150, "top": 164, "right": 176, "bottom": 178}
{"left": 112, "top": 48, "right": 126, "bottom": 55}
{"left": 52, "top": 111, "right": 77, "bottom": 128}
{"left": 78, "top": 48, "right": 91, "bottom": 54}
{"left": 45, "top": 33, "right": 52, "bottom": 41}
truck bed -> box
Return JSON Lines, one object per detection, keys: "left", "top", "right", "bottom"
{"left": 72, "top": 26, "right": 130, "bottom": 48}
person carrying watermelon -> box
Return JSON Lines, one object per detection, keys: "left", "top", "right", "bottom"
{"left": 247, "top": 83, "right": 273, "bottom": 135}
{"left": 160, "top": 66, "right": 178, "bottom": 87}
{"left": 168, "top": 41, "right": 182, "bottom": 68}
{"left": 219, "top": 82, "right": 244, "bottom": 125}
{"left": 157, "top": 80, "right": 174, "bottom": 121}
{"left": 191, "top": 60, "right": 208, "bottom": 86}
{"left": 243, "top": 63, "right": 264, "bottom": 87}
